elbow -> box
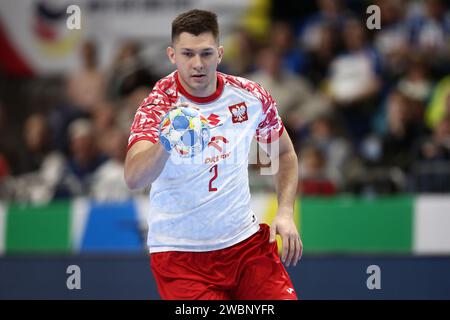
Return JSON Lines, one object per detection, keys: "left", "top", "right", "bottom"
{"left": 124, "top": 155, "right": 145, "bottom": 190}
{"left": 124, "top": 172, "right": 138, "bottom": 190}
{"left": 124, "top": 166, "right": 154, "bottom": 190}
{"left": 279, "top": 147, "right": 297, "bottom": 162}
{"left": 124, "top": 167, "right": 143, "bottom": 190}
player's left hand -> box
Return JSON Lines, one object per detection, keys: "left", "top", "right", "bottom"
{"left": 269, "top": 210, "right": 302, "bottom": 267}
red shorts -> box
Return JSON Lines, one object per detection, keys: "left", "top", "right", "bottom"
{"left": 150, "top": 223, "right": 298, "bottom": 300}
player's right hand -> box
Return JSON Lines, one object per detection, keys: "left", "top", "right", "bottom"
{"left": 158, "top": 102, "right": 208, "bottom": 157}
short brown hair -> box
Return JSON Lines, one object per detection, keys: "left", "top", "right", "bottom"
{"left": 171, "top": 9, "right": 219, "bottom": 43}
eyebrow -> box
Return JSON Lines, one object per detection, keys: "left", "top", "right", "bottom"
{"left": 180, "top": 48, "right": 214, "bottom": 51}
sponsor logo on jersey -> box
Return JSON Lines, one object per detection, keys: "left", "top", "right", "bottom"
{"left": 207, "top": 113, "right": 222, "bottom": 127}
{"left": 207, "top": 136, "right": 228, "bottom": 152}
{"left": 286, "top": 288, "right": 295, "bottom": 294}
{"left": 204, "top": 151, "right": 231, "bottom": 164}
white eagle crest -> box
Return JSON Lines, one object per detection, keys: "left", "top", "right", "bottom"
{"left": 231, "top": 105, "right": 247, "bottom": 121}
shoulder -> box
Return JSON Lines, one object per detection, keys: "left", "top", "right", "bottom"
{"left": 220, "top": 72, "right": 264, "bottom": 95}
{"left": 140, "top": 72, "right": 178, "bottom": 108}
{"left": 153, "top": 72, "right": 177, "bottom": 92}
{"left": 219, "top": 72, "right": 275, "bottom": 112}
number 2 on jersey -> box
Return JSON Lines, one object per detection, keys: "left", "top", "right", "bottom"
{"left": 209, "top": 164, "right": 218, "bottom": 192}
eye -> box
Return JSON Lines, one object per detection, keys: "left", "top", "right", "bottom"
{"left": 182, "top": 52, "right": 194, "bottom": 57}
{"left": 201, "top": 52, "right": 213, "bottom": 57}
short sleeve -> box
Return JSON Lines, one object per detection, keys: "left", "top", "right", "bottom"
{"left": 254, "top": 84, "right": 284, "bottom": 144}
{"left": 127, "top": 87, "right": 174, "bottom": 151}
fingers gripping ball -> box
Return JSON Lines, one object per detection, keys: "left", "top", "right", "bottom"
{"left": 159, "top": 107, "right": 210, "bottom": 158}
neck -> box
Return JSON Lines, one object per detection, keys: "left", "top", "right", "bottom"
{"left": 178, "top": 72, "right": 217, "bottom": 97}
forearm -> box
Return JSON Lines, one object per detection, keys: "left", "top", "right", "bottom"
{"left": 274, "top": 150, "right": 298, "bottom": 215}
{"left": 124, "top": 142, "right": 170, "bottom": 189}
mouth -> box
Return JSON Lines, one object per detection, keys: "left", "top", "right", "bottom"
{"left": 191, "top": 74, "right": 206, "bottom": 79}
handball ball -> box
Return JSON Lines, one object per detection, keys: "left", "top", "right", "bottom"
{"left": 159, "top": 106, "right": 210, "bottom": 158}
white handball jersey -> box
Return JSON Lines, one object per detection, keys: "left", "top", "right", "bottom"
{"left": 128, "top": 71, "right": 284, "bottom": 253}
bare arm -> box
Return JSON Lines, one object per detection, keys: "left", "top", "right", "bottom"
{"left": 124, "top": 140, "right": 170, "bottom": 190}
{"left": 260, "top": 130, "right": 302, "bottom": 267}
{"left": 272, "top": 131, "right": 299, "bottom": 212}
{"left": 125, "top": 102, "right": 200, "bottom": 189}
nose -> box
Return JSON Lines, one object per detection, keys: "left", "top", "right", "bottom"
{"left": 192, "top": 54, "right": 204, "bottom": 71}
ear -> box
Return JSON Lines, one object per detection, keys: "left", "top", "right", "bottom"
{"left": 167, "top": 46, "right": 176, "bottom": 64}
{"left": 217, "top": 46, "right": 224, "bottom": 64}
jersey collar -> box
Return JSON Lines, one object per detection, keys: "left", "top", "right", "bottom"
{"left": 175, "top": 71, "right": 224, "bottom": 104}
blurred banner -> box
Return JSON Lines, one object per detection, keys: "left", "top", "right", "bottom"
{"left": 1, "top": 194, "right": 450, "bottom": 255}
{"left": 0, "top": 0, "right": 250, "bottom": 75}
{"left": 0, "top": 198, "right": 149, "bottom": 254}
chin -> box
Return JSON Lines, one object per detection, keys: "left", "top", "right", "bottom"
{"left": 189, "top": 82, "right": 207, "bottom": 91}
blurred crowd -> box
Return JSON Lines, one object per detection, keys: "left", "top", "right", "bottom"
{"left": 0, "top": 40, "right": 156, "bottom": 203}
{"left": 1, "top": 0, "right": 450, "bottom": 203}
{"left": 245, "top": 0, "right": 450, "bottom": 196}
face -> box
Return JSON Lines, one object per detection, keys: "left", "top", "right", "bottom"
{"left": 435, "top": 119, "right": 450, "bottom": 141}
{"left": 167, "top": 32, "right": 223, "bottom": 97}
{"left": 71, "top": 134, "right": 96, "bottom": 165}
{"left": 301, "top": 149, "right": 324, "bottom": 177}
{"left": 258, "top": 48, "right": 281, "bottom": 77}
{"left": 24, "top": 115, "right": 48, "bottom": 151}
{"left": 312, "top": 119, "right": 331, "bottom": 139}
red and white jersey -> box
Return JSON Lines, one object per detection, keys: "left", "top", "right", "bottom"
{"left": 128, "top": 71, "right": 284, "bottom": 253}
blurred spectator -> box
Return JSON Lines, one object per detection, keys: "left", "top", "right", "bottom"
{"left": 269, "top": 21, "right": 306, "bottom": 74}
{"left": 299, "top": 0, "right": 352, "bottom": 52}
{"left": 327, "top": 18, "right": 382, "bottom": 143}
{"left": 420, "top": 115, "right": 450, "bottom": 157}
{"left": 303, "top": 23, "right": 340, "bottom": 88}
{"left": 18, "top": 113, "right": 54, "bottom": 174}
{"left": 0, "top": 103, "right": 21, "bottom": 176}
{"left": 9, "top": 114, "right": 65, "bottom": 203}
{"left": 411, "top": 115, "right": 450, "bottom": 192}
{"left": 0, "top": 104, "right": 14, "bottom": 200}
{"left": 106, "top": 41, "right": 157, "bottom": 100}
{"left": 397, "top": 55, "right": 433, "bottom": 105}
{"left": 347, "top": 166, "right": 406, "bottom": 196}
{"left": 426, "top": 74, "right": 450, "bottom": 129}
{"left": 373, "top": 0, "right": 411, "bottom": 79}
{"left": 0, "top": 154, "right": 9, "bottom": 182}
{"left": 50, "top": 40, "right": 107, "bottom": 152}
{"left": 92, "top": 101, "right": 118, "bottom": 156}
{"left": 107, "top": 41, "right": 140, "bottom": 99}
{"left": 380, "top": 90, "right": 429, "bottom": 171}
{"left": 66, "top": 40, "right": 106, "bottom": 113}
{"left": 91, "top": 128, "right": 137, "bottom": 201}
{"left": 408, "top": 0, "right": 450, "bottom": 76}
{"left": 117, "top": 86, "right": 151, "bottom": 133}
{"left": 221, "top": 27, "right": 259, "bottom": 76}
{"left": 301, "top": 115, "right": 354, "bottom": 188}
{"left": 374, "top": 56, "right": 433, "bottom": 134}
{"left": 247, "top": 46, "right": 330, "bottom": 143}
{"left": 0, "top": 152, "right": 11, "bottom": 200}
{"left": 55, "top": 119, "right": 106, "bottom": 198}
{"left": 298, "top": 145, "right": 337, "bottom": 196}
